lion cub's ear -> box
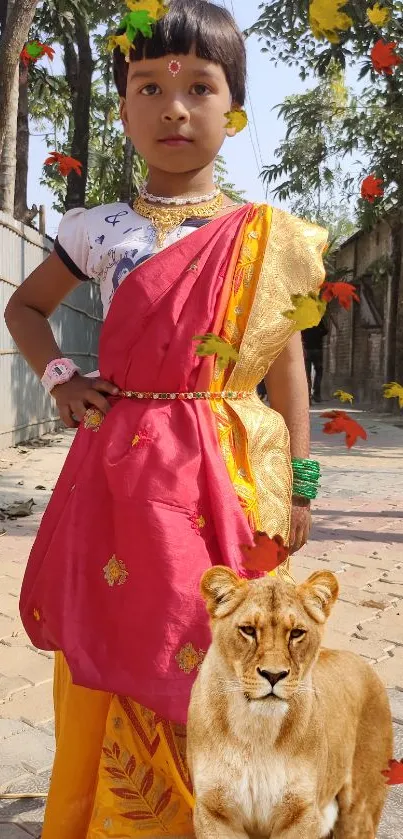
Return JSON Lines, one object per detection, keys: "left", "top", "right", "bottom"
{"left": 201, "top": 567, "right": 246, "bottom": 618}
{"left": 298, "top": 571, "right": 339, "bottom": 624}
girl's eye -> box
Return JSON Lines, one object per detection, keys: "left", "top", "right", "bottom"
{"left": 140, "top": 84, "right": 160, "bottom": 96}
{"left": 239, "top": 626, "right": 256, "bottom": 639}
{"left": 290, "top": 629, "right": 306, "bottom": 640}
{"left": 191, "top": 84, "right": 211, "bottom": 96}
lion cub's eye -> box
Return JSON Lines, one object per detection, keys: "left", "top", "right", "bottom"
{"left": 239, "top": 626, "right": 256, "bottom": 639}
{"left": 290, "top": 629, "right": 306, "bottom": 640}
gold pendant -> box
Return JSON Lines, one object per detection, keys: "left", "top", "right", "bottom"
{"left": 133, "top": 193, "right": 224, "bottom": 247}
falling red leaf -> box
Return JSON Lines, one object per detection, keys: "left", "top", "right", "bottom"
{"left": 361, "top": 174, "right": 384, "bottom": 203}
{"left": 321, "top": 410, "right": 367, "bottom": 449}
{"left": 41, "top": 44, "right": 55, "bottom": 61}
{"left": 371, "top": 40, "right": 402, "bottom": 75}
{"left": 20, "top": 40, "right": 55, "bottom": 66}
{"left": 241, "top": 532, "right": 289, "bottom": 574}
{"left": 382, "top": 759, "right": 403, "bottom": 785}
{"left": 320, "top": 281, "right": 360, "bottom": 310}
{"left": 44, "top": 151, "right": 83, "bottom": 177}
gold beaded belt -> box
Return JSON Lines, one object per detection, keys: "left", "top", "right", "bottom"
{"left": 119, "top": 390, "right": 252, "bottom": 400}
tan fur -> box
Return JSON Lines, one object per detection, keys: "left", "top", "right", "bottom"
{"left": 187, "top": 568, "right": 393, "bottom": 839}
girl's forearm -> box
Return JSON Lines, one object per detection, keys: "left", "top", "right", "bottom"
{"left": 5, "top": 303, "right": 62, "bottom": 379}
{"left": 264, "top": 334, "right": 310, "bottom": 459}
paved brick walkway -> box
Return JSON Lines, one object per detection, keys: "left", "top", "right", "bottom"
{"left": 0, "top": 408, "right": 402, "bottom": 837}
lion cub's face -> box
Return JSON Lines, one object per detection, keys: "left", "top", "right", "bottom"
{"left": 201, "top": 568, "right": 339, "bottom": 706}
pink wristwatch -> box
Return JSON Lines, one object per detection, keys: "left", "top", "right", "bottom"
{"left": 41, "top": 358, "right": 80, "bottom": 394}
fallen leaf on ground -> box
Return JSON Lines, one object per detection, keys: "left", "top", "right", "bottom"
{"left": 360, "top": 599, "right": 388, "bottom": 610}
{"left": 0, "top": 499, "right": 35, "bottom": 518}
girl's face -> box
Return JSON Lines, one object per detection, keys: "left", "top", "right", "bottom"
{"left": 120, "top": 51, "right": 237, "bottom": 176}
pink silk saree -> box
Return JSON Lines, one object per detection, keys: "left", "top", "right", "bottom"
{"left": 20, "top": 205, "right": 258, "bottom": 725}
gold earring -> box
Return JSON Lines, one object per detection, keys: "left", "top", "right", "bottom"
{"left": 224, "top": 107, "right": 248, "bottom": 134}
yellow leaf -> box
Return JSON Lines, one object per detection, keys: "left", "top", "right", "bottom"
{"left": 383, "top": 382, "right": 403, "bottom": 409}
{"left": 282, "top": 293, "right": 327, "bottom": 330}
{"left": 224, "top": 109, "right": 248, "bottom": 134}
{"left": 125, "top": 0, "right": 169, "bottom": 19}
{"left": 333, "top": 390, "right": 354, "bottom": 404}
{"left": 108, "top": 32, "right": 132, "bottom": 56}
{"left": 309, "top": 0, "right": 353, "bottom": 43}
{"left": 367, "top": 4, "right": 391, "bottom": 26}
{"left": 193, "top": 333, "right": 239, "bottom": 371}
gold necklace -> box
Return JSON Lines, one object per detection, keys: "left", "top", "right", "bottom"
{"left": 133, "top": 192, "right": 225, "bottom": 248}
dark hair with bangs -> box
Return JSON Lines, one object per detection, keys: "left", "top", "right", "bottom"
{"left": 113, "top": 0, "right": 246, "bottom": 105}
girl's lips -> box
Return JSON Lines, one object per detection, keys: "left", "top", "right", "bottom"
{"left": 159, "top": 137, "right": 192, "bottom": 146}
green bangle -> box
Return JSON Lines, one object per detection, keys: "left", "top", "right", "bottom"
{"left": 292, "top": 457, "right": 320, "bottom": 473}
{"left": 292, "top": 458, "right": 320, "bottom": 483}
{"left": 292, "top": 482, "right": 319, "bottom": 501}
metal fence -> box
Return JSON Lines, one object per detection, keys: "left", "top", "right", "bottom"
{"left": 0, "top": 211, "right": 102, "bottom": 447}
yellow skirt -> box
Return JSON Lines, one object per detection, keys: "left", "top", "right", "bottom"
{"left": 42, "top": 653, "right": 194, "bottom": 838}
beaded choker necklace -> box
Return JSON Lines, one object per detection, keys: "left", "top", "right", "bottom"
{"left": 140, "top": 185, "right": 221, "bottom": 206}
{"left": 133, "top": 191, "right": 224, "bottom": 248}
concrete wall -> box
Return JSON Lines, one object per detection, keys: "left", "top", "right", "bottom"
{"left": 0, "top": 212, "right": 102, "bottom": 447}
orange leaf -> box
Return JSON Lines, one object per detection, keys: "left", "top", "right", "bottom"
{"left": 41, "top": 44, "right": 55, "bottom": 61}
{"left": 44, "top": 151, "right": 83, "bottom": 177}
{"left": 321, "top": 410, "right": 367, "bottom": 449}
{"left": 241, "top": 532, "right": 289, "bottom": 574}
{"left": 361, "top": 174, "right": 384, "bottom": 203}
{"left": 382, "top": 759, "right": 403, "bottom": 785}
{"left": 320, "top": 281, "right": 360, "bottom": 310}
{"left": 371, "top": 40, "right": 402, "bottom": 74}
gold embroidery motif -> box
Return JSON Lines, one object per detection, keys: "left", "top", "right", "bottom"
{"left": 103, "top": 555, "right": 129, "bottom": 587}
{"left": 175, "top": 643, "right": 205, "bottom": 674}
{"left": 33, "top": 608, "right": 41, "bottom": 621}
{"left": 131, "top": 429, "right": 153, "bottom": 447}
{"left": 84, "top": 407, "right": 104, "bottom": 432}
{"left": 190, "top": 512, "right": 206, "bottom": 532}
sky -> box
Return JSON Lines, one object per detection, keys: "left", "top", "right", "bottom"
{"left": 27, "top": 0, "right": 310, "bottom": 239}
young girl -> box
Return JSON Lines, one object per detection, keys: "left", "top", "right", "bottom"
{"left": 5, "top": 1, "right": 326, "bottom": 836}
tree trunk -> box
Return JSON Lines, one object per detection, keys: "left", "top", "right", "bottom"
{"left": 64, "top": 12, "right": 93, "bottom": 210}
{"left": 0, "top": 0, "right": 39, "bottom": 159}
{"left": 0, "top": 58, "right": 18, "bottom": 213}
{"left": 0, "top": 0, "right": 9, "bottom": 35}
{"left": 14, "top": 60, "right": 36, "bottom": 223}
{"left": 119, "top": 137, "right": 134, "bottom": 203}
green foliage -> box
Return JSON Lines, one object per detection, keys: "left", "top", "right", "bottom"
{"left": 251, "top": 0, "right": 403, "bottom": 229}
{"left": 215, "top": 155, "right": 246, "bottom": 204}
{"left": 248, "top": 1, "right": 400, "bottom": 79}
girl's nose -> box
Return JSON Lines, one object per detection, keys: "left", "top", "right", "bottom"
{"left": 161, "top": 100, "right": 189, "bottom": 123}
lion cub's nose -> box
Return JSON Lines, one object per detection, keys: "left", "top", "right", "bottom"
{"left": 257, "top": 668, "right": 290, "bottom": 687}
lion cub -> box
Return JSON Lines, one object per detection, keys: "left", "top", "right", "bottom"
{"left": 187, "top": 568, "right": 393, "bottom": 839}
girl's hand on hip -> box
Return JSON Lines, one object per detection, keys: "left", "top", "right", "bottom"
{"left": 289, "top": 497, "right": 311, "bottom": 555}
{"left": 51, "top": 375, "right": 119, "bottom": 428}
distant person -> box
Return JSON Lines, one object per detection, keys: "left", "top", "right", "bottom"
{"left": 257, "top": 379, "right": 267, "bottom": 401}
{"left": 302, "top": 321, "right": 328, "bottom": 403}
